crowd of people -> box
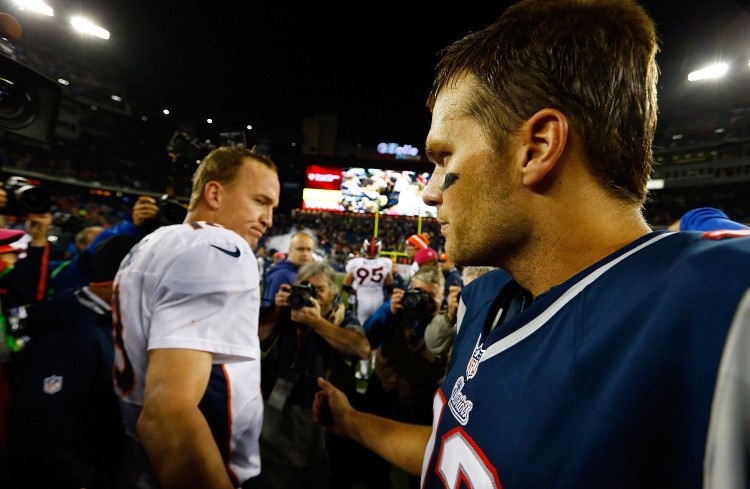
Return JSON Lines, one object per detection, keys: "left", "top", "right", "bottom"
{"left": 0, "top": 1, "right": 749, "bottom": 488}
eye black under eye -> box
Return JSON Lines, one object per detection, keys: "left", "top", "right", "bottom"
{"left": 442, "top": 172, "right": 459, "bottom": 191}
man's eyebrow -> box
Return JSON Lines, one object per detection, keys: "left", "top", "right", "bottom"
{"left": 442, "top": 172, "right": 459, "bottom": 192}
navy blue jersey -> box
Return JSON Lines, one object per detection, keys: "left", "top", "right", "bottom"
{"left": 421, "top": 230, "right": 750, "bottom": 488}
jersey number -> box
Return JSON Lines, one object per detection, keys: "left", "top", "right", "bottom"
{"left": 428, "top": 393, "right": 503, "bottom": 488}
{"left": 355, "top": 265, "right": 385, "bottom": 286}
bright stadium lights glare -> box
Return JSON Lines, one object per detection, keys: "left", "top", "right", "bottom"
{"left": 12, "top": 0, "right": 53, "bottom": 16}
{"left": 70, "top": 16, "right": 110, "bottom": 40}
{"left": 687, "top": 63, "right": 729, "bottom": 81}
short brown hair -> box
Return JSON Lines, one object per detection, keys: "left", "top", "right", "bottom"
{"left": 427, "top": 0, "right": 659, "bottom": 203}
{"left": 188, "top": 147, "right": 278, "bottom": 211}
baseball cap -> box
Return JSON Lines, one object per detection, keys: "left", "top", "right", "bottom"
{"left": 415, "top": 247, "right": 438, "bottom": 266}
{"left": 406, "top": 232, "right": 430, "bottom": 250}
{"left": 439, "top": 252, "right": 450, "bottom": 262}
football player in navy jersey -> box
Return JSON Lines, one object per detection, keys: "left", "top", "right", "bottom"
{"left": 313, "top": 1, "right": 750, "bottom": 488}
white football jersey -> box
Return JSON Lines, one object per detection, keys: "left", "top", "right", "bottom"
{"left": 346, "top": 255, "right": 393, "bottom": 325}
{"left": 112, "top": 221, "right": 263, "bottom": 484}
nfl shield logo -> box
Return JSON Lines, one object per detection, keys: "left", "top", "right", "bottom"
{"left": 466, "top": 337, "right": 484, "bottom": 380}
{"left": 43, "top": 375, "right": 63, "bottom": 395}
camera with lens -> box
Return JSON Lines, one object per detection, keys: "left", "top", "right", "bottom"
{"left": 288, "top": 281, "right": 318, "bottom": 310}
{"left": 2, "top": 176, "right": 53, "bottom": 216}
{"left": 0, "top": 51, "right": 61, "bottom": 142}
{"left": 156, "top": 194, "right": 187, "bottom": 226}
{"left": 402, "top": 288, "right": 434, "bottom": 316}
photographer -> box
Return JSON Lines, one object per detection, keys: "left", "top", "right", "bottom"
{"left": 0, "top": 179, "right": 54, "bottom": 306}
{"left": 359, "top": 265, "right": 447, "bottom": 489}
{"left": 258, "top": 262, "right": 370, "bottom": 489}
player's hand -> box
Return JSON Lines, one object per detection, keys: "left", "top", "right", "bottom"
{"left": 313, "top": 377, "right": 351, "bottom": 435}
{"left": 446, "top": 285, "right": 461, "bottom": 323}
{"left": 390, "top": 288, "right": 405, "bottom": 314}
{"left": 132, "top": 195, "right": 159, "bottom": 227}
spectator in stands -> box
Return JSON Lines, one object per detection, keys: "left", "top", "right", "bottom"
{"left": 359, "top": 265, "right": 447, "bottom": 488}
{"left": 260, "top": 231, "right": 316, "bottom": 309}
{"left": 667, "top": 206, "right": 750, "bottom": 232}
{"left": 313, "top": 1, "right": 750, "bottom": 487}
{"left": 424, "top": 266, "right": 498, "bottom": 358}
{"left": 259, "top": 261, "right": 369, "bottom": 489}
{"left": 7, "top": 235, "right": 139, "bottom": 489}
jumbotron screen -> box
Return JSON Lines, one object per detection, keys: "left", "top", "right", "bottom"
{"left": 302, "top": 165, "right": 437, "bottom": 217}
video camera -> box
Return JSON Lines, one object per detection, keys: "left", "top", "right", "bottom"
{"left": 2, "top": 175, "right": 53, "bottom": 216}
{"left": 0, "top": 22, "right": 62, "bottom": 142}
{"left": 402, "top": 288, "right": 435, "bottom": 317}
{"left": 288, "top": 281, "right": 318, "bottom": 310}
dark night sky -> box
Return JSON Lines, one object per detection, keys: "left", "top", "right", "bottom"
{"left": 4, "top": 0, "right": 750, "bottom": 147}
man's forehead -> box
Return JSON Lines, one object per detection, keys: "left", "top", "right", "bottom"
{"left": 307, "top": 274, "right": 330, "bottom": 287}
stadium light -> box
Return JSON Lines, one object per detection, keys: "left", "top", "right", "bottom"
{"left": 11, "top": 0, "right": 53, "bottom": 17}
{"left": 70, "top": 16, "right": 110, "bottom": 40}
{"left": 687, "top": 63, "right": 729, "bottom": 82}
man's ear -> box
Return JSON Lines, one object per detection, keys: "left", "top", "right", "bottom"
{"left": 203, "top": 181, "right": 222, "bottom": 210}
{"left": 520, "top": 108, "right": 568, "bottom": 186}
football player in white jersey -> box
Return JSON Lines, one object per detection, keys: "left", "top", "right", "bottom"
{"left": 342, "top": 237, "right": 394, "bottom": 326}
{"left": 112, "top": 147, "right": 280, "bottom": 489}
{"left": 343, "top": 238, "right": 394, "bottom": 379}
